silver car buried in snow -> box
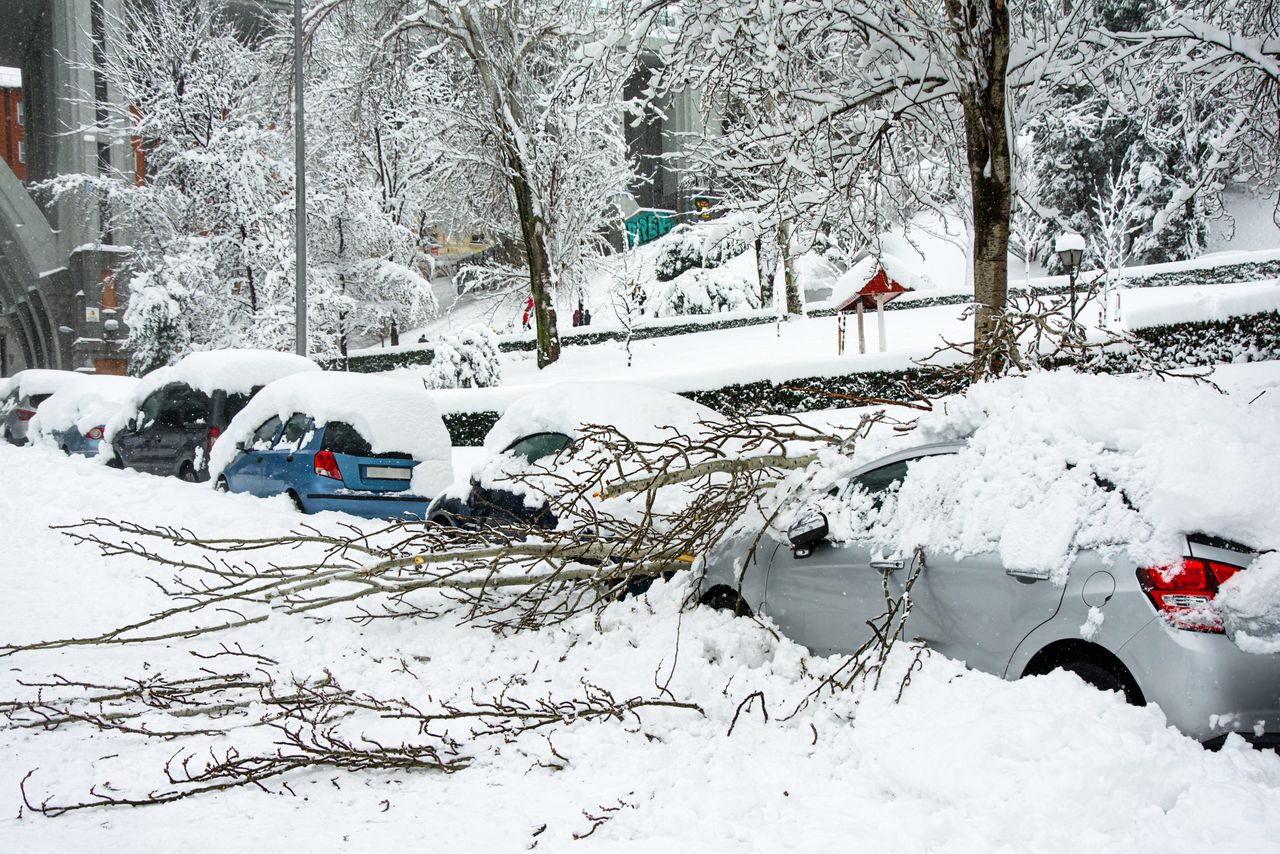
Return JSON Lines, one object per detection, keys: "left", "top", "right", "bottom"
{"left": 698, "top": 441, "right": 1280, "bottom": 749}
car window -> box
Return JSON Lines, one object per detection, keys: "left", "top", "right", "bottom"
{"left": 279, "top": 413, "right": 311, "bottom": 448}
{"left": 157, "top": 384, "right": 211, "bottom": 428}
{"left": 136, "top": 389, "right": 167, "bottom": 429}
{"left": 28, "top": 393, "right": 52, "bottom": 407}
{"left": 503, "top": 432, "right": 573, "bottom": 465}
{"left": 321, "top": 421, "right": 373, "bottom": 457}
{"left": 224, "top": 388, "right": 259, "bottom": 423}
{"left": 853, "top": 460, "right": 910, "bottom": 497}
{"left": 250, "top": 416, "right": 282, "bottom": 449}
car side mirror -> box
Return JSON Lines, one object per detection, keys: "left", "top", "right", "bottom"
{"left": 235, "top": 440, "right": 246, "bottom": 451}
{"left": 788, "top": 510, "right": 829, "bottom": 558}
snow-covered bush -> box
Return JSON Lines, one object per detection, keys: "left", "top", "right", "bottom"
{"left": 653, "top": 217, "right": 754, "bottom": 282}
{"left": 422, "top": 326, "right": 502, "bottom": 390}
{"left": 648, "top": 266, "right": 761, "bottom": 317}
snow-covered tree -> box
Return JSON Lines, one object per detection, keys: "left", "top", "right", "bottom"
{"left": 44, "top": 0, "right": 438, "bottom": 365}
{"left": 358, "top": 0, "right": 635, "bottom": 369}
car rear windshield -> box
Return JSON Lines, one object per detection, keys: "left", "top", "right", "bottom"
{"left": 320, "top": 421, "right": 411, "bottom": 459}
{"left": 504, "top": 432, "right": 573, "bottom": 465}
{"left": 158, "top": 385, "right": 211, "bottom": 427}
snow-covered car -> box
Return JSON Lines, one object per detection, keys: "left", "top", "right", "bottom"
{"left": 208, "top": 372, "right": 453, "bottom": 519}
{"left": 698, "top": 372, "right": 1280, "bottom": 748}
{"left": 105, "top": 350, "right": 320, "bottom": 481}
{"left": 27, "top": 374, "right": 139, "bottom": 456}
{"left": 0, "top": 369, "right": 81, "bottom": 446}
{"left": 426, "top": 381, "right": 719, "bottom": 529}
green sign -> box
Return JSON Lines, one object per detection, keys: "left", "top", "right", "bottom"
{"left": 625, "top": 208, "right": 676, "bottom": 247}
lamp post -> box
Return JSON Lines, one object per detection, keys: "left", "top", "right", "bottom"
{"left": 1055, "top": 232, "right": 1085, "bottom": 328}
{"left": 293, "top": 0, "right": 307, "bottom": 357}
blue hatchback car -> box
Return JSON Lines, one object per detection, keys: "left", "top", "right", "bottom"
{"left": 217, "top": 413, "right": 429, "bottom": 519}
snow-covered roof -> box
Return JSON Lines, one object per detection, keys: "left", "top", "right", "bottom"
{"left": 0, "top": 369, "right": 80, "bottom": 401}
{"left": 483, "top": 382, "right": 720, "bottom": 455}
{"left": 106, "top": 349, "right": 320, "bottom": 443}
{"left": 0, "top": 66, "right": 20, "bottom": 89}
{"left": 209, "top": 372, "right": 453, "bottom": 496}
{"left": 825, "top": 253, "right": 920, "bottom": 310}
{"left": 28, "top": 375, "right": 139, "bottom": 442}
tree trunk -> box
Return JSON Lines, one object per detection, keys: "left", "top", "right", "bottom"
{"left": 947, "top": 0, "right": 1012, "bottom": 380}
{"left": 755, "top": 235, "right": 776, "bottom": 308}
{"left": 508, "top": 156, "right": 560, "bottom": 368}
{"left": 778, "top": 220, "right": 802, "bottom": 315}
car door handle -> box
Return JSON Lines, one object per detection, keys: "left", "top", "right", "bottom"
{"left": 255, "top": 456, "right": 264, "bottom": 463}
{"left": 870, "top": 559, "right": 904, "bottom": 572}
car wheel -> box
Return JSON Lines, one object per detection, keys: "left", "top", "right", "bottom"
{"left": 178, "top": 463, "right": 199, "bottom": 483}
{"left": 214, "top": 475, "right": 229, "bottom": 493}
{"left": 1056, "top": 660, "right": 1144, "bottom": 706}
{"left": 106, "top": 457, "right": 123, "bottom": 469}
{"left": 287, "top": 490, "right": 305, "bottom": 513}
{"left": 60, "top": 445, "right": 70, "bottom": 455}
{"left": 699, "top": 586, "right": 753, "bottom": 618}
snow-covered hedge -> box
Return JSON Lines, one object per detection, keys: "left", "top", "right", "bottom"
{"left": 806, "top": 257, "right": 1280, "bottom": 318}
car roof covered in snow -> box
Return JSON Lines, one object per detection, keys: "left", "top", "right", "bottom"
{"left": 483, "top": 381, "right": 720, "bottom": 455}
{"left": 107, "top": 349, "right": 320, "bottom": 441}
{"left": 29, "top": 374, "right": 139, "bottom": 439}
{"left": 209, "top": 371, "right": 453, "bottom": 496}
{"left": 0, "top": 369, "right": 81, "bottom": 401}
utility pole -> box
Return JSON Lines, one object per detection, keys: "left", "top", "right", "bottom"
{"left": 293, "top": 0, "right": 307, "bottom": 356}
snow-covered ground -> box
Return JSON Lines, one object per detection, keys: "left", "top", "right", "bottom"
{"left": 382, "top": 275, "right": 1280, "bottom": 421}
{"left": 2, "top": 390, "right": 1279, "bottom": 850}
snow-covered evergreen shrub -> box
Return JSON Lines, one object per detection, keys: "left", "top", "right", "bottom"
{"left": 123, "top": 272, "right": 191, "bottom": 376}
{"left": 422, "top": 326, "right": 501, "bottom": 389}
{"left": 648, "top": 266, "right": 762, "bottom": 317}
{"left": 652, "top": 217, "right": 754, "bottom": 282}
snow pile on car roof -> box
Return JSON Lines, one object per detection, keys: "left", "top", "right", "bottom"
{"left": 28, "top": 375, "right": 138, "bottom": 442}
{"left": 820, "top": 371, "right": 1280, "bottom": 582}
{"left": 209, "top": 372, "right": 453, "bottom": 496}
{"left": 0, "top": 369, "right": 80, "bottom": 400}
{"left": 105, "top": 349, "right": 320, "bottom": 442}
{"left": 482, "top": 382, "right": 720, "bottom": 455}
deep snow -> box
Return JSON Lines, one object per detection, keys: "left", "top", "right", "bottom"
{"left": 2, "top": 430, "right": 1279, "bottom": 852}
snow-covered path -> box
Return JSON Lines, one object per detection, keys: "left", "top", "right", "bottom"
{"left": 1, "top": 446, "right": 1279, "bottom": 852}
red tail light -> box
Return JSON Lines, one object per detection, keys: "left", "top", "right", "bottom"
{"left": 85, "top": 426, "right": 104, "bottom": 440}
{"left": 206, "top": 425, "right": 221, "bottom": 457}
{"left": 1137, "top": 558, "right": 1244, "bottom": 633}
{"left": 16, "top": 408, "right": 35, "bottom": 422}
{"left": 313, "top": 449, "right": 342, "bottom": 480}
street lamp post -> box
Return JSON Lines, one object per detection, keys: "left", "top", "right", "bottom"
{"left": 1055, "top": 232, "right": 1085, "bottom": 331}
{"left": 293, "top": 0, "right": 307, "bottom": 357}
